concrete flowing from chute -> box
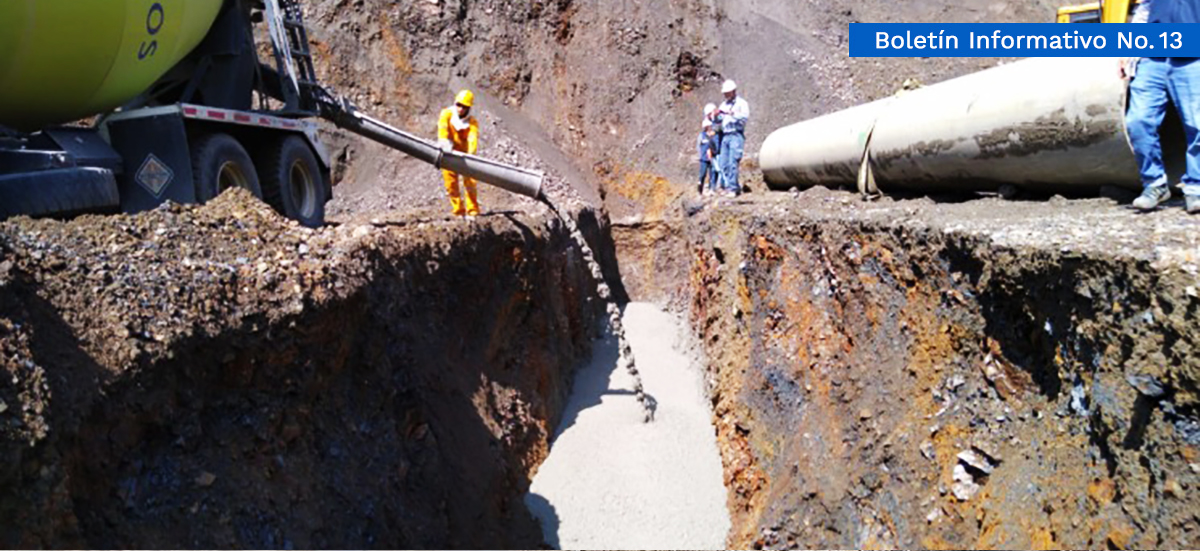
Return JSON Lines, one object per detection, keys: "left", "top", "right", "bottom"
{"left": 525, "top": 303, "right": 730, "bottom": 550}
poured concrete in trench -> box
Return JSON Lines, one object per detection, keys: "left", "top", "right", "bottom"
{"left": 525, "top": 303, "right": 730, "bottom": 549}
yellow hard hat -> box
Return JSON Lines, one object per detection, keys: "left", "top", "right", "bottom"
{"left": 455, "top": 89, "right": 475, "bottom": 108}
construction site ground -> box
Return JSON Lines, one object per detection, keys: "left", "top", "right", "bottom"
{"left": 527, "top": 302, "right": 730, "bottom": 550}
{"left": 3, "top": 0, "right": 1200, "bottom": 548}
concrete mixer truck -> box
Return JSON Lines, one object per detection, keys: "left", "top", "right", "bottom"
{"left": 0, "top": 0, "right": 544, "bottom": 226}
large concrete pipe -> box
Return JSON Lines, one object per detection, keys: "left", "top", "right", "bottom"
{"left": 761, "top": 57, "right": 1154, "bottom": 194}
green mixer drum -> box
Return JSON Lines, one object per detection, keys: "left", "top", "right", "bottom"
{"left": 0, "top": 0, "right": 224, "bottom": 131}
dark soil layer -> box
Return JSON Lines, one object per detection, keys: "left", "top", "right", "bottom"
{"left": 0, "top": 191, "right": 611, "bottom": 548}
{"left": 668, "top": 189, "right": 1200, "bottom": 549}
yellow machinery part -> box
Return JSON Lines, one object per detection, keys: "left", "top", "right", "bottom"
{"left": 1056, "top": 0, "right": 1138, "bottom": 23}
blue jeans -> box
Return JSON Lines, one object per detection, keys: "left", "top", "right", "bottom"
{"left": 1127, "top": 57, "right": 1200, "bottom": 196}
{"left": 719, "top": 132, "right": 745, "bottom": 194}
{"left": 699, "top": 159, "right": 718, "bottom": 191}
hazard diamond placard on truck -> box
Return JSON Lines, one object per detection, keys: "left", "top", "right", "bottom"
{"left": 135, "top": 153, "right": 174, "bottom": 197}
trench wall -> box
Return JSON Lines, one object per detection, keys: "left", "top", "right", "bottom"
{"left": 682, "top": 206, "right": 1200, "bottom": 549}
{"left": 0, "top": 197, "right": 611, "bottom": 548}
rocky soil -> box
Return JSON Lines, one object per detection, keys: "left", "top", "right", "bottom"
{"left": 0, "top": 190, "right": 618, "bottom": 548}
{"left": 661, "top": 189, "right": 1200, "bottom": 549}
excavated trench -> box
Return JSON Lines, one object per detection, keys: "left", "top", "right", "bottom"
{"left": 615, "top": 189, "right": 1200, "bottom": 550}
{"left": 0, "top": 191, "right": 622, "bottom": 548}
{"left": 3, "top": 186, "right": 1200, "bottom": 549}
{"left": 7, "top": 1, "right": 1198, "bottom": 548}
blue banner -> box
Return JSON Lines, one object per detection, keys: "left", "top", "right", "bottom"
{"left": 850, "top": 23, "right": 1200, "bottom": 57}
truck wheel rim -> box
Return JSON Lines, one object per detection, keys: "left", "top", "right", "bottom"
{"left": 217, "top": 161, "right": 250, "bottom": 193}
{"left": 290, "top": 160, "right": 317, "bottom": 218}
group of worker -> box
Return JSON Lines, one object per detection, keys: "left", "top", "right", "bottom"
{"left": 1124, "top": 0, "right": 1200, "bottom": 214}
{"left": 435, "top": 80, "right": 753, "bottom": 216}
{"left": 697, "top": 79, "right": 751, "bottom": 197}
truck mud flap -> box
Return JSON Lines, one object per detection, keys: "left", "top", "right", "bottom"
{"left": 106, "top": 112, "right": 197, "bottom": 213}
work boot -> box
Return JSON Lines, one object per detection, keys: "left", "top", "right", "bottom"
{"left": 1132, "top": 184, "right": 1170, "bottom": 211}
{"left": 1187, "top": 195, "right": 1200, "bottom": 214}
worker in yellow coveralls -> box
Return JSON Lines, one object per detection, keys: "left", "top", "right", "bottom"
{"left": 437, "top": 89, "right": 481, "bottom": 216}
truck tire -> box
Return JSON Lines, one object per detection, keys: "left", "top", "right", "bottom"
{"left": 257, "top": 135, "right": 326, "bottom": 227}
{"left": 191, "top": 133, "right": 263, "bottom": 203}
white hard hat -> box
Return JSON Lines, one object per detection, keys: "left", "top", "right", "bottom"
{"left": 704, "top": 103, "right": 717, "bottom": 116}
{"left": 702, "top": 118, "right": 713, "bottom": 128}
{"left": 722, "top": 79, "right": 737, "bottom": 93}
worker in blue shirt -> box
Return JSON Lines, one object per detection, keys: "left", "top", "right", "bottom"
{"left": 1125, "top": 0, "right": 1200, "bottom": 213}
